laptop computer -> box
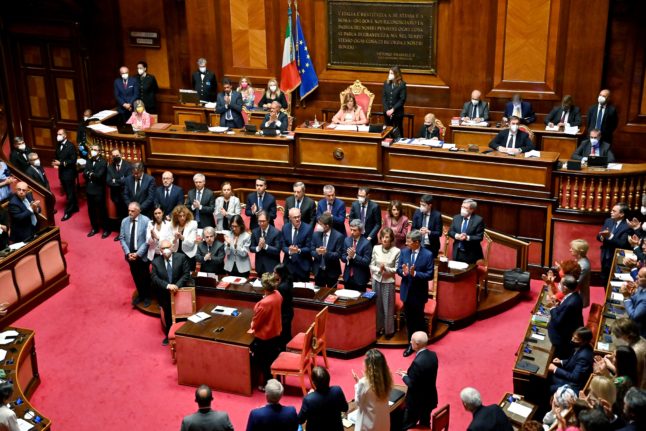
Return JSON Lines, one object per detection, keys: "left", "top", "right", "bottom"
{"left": 185, "top": 121, "right": 209, "bottom": 132}
{"left": 117, "top": 124, "right": 135, "bottom": 134}
{"left": 244, "top": 124, "right": 257, "bottom": 133}
{"left": 368, "top": 123, "right": 384, "bottom": 133}
{"left": 179, "top": 89, "right": 200, "bottom": 104}
{"left": 588, "top": 155, "right": 608, "bottom": 168}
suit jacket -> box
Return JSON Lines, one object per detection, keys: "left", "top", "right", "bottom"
{"left": 195, "top": 240, "right": 225, "bottom": 274}
{"left": 180, "top": 408, "right": 234, "bottom": 431}
{"left": 551, "top": 344, "right": 594, "bottom": 393}
{"left": 349, "top": 200, "right": 382, "bottom": 244}
{"left": 417, "top": 124, "right": 440, "bottom": 139}
{"left": 0, "top": 208, "right": 9, "bottom": 249}
{"left": 460, "top": 101, "right": 490, "bottom": 121}
{"left": 382, "top": 81, "right": 407, "bottom": 116}
{"left": 245, "top": 192, "right": 277, "bottom": 229}
{"left": 216, "top": 91, "right": 244, "bottom": 128}
{"left": 297, "top": 386, "right": 348, "bottom": 431}
{"left": 9, "top": 148, "right": 31, "bottom": 172}
{"left": 624, "top": 287, "right": 646, "bottom": 338}
{"left": 123, "top": 174, "right": 156, "bottom": 216}
{"left": 545, "top": 105, "right": 582, "bottom": 127}
{"left": 598, "top": 218, "right": 632, "bottom": 262}
{"left": 107, "top": 161, "right": 132, "bottom": 195}
{"left": 25, "top": 165, "right": 50, "bottom": 190}
{"left": 503, "top": 101, "right": 535, "bottom": 124}
{"left": 488, "top": 129, "right": 534, "bottom": 153}
{"left": 396, "top": 247, "right": 434, "bottom": 304}
{"left": 572, "top": 139, "right": 616, "bottom": 163}
{"left": 250, "top": 225, "right": 283, "bottom": 276}
{"left": 192, "top": 70, "right": 217, "bottom": 102}
{"left": 214, "top": 196, "right": 241, "bottom": 230}
{"left": 448, "top": 214, "right": 485, "bottom": 263}
{"left": 282, "top": 222, "right": 313, "bottom": 279}
{"left": 412, "top": 209, "right": 442, "bottom": 257}
{"left": 316, "top": 198, "right": 347, "bottom": 235}
{"left": 548, "top": 292, "right": 584, "bottom": 350}
{"left": 154, "top": 185, "right": 185, "bottom": 217}
{"left": 246, "top": 403, "right": 298, "bottom": 431}
{"left": 114, "top": 76, "right": 140, "bottom": 114}
{"left": 151, "top": 252, "right": 192, "bottom": 291}
{"left": 83, "top": 157, "right": 107, "bottom": 196}
{"left": 137, "top": 74, "right": 158, "bottom": 113}
{"left": 586, "top": 104, "right": 618, "bottom": 141}
{"left": 468, "top": 404, "right": 513, "bottom": 431}
{"left": 403, "top": 349, "right": 439, "bottom": 413}
{"left": 223, "top": 231, "right": 251, "bottom": 273}
{"left": 119, "top": 214, "right": 151, "bottom": 259}
{"left": 185, "top": 188, "right": 216, "bottom": 228}
{"left": 8, "top": 193, "right": 39, "bottom": 242}
{"left": 55, "top": 139, "right": 78, "bottom": 179}
{"left": 341, "top": 235, "right": 373, "bottom": 285}
{"left": 284, "top": 195, "right": 316, "bottom": 225}
{"left": 262, "top": 111, "right": 288, "bottom": 133}
{"left": 310, "top": 229, "right": 344, "bottom": 280}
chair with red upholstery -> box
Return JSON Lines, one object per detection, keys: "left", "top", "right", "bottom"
{"left": 286, "top": 306, "right": 329, "bottom": 368}
{"left": 432, "top": 404, "right": 450, "bottom": 431}
{"left": 14, "top": 255, "right": 43, "bottom": 298}
{"left": 0, "top": 270, "right": 19, "bottom": 311}
{"left": 37, "top": 240, "right": 66, "bottom": 284}
{"left": 586, "top": 303, "right": 603, "bottom": 346}
{"left": 168, "top": 287, "right": 197, "bottom": 363}
{"left": 476, "top": 232, "right": 493, "bottom": 302}
{"left": 271, "top": 324, "right": 314, "bottom": 395}
{"left": 340, "top": 80, "right": 375, "bottom": 119}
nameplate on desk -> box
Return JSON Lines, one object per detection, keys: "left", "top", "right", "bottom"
{"left": 597, "top": 341, "right": 610, "bottom": 351}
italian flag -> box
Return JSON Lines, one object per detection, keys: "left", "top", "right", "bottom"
{"left": 280, "top": 7, "right": 301, "bottom": 93}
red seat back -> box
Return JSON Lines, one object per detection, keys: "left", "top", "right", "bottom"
{"left": 432, "top": 404, "right": 450, "bottom": 431}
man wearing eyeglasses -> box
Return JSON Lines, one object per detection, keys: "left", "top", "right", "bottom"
{"left": 8, "top": 182, "right": 41, "bottom": 242}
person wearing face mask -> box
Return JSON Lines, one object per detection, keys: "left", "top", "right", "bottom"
{"left": 113, "top": 66, "right": 140, "bottom": 123}
{"left": 412, "top": 194, "right": 442, "bottom": 258}
{"left": 311, "top": 213, "right": 344, "bottom": 288}
{"left": 382, "top": 65, "right": 407, "bottom": 135}
{"left": 107, "top": 148, "right": 132, "bottom": 235}
{"left": 9, "top": 137, "right": 32, "bottom": 173}
{"left": 349, "top": 186, "right": 381, "bottom": 245}
{"left": 548, "top": 326, "right": 594, "bottom": 393}
{"left": 25, "top": 152, "right": 50, "bottom": 191}
{"left": 215, "top": 78, "right": 244, "bottom": 129}
{"left": 587, "top": 89, "right": 618, "bottom": 144}
{"left": 448, "top": 198, "right": 485, "bottom": 264}
{"left": 135, "top": 61, "right": 158, "bottom": 114}
{"left": 126, "top": 99, "right": 153, "bottom": 131}
{"left": 83, "top": 144, "right": 110, "bottom": 238}
{"left": 547, "top": 275, "right": 584, "bottom": 359}
{"left": 191, "top": 57, "right": 218, "bottom": 102}
{"left": 259, "top": 78, "right": 288, "bottom": 110}
{"left": 460, "top": 90, "right": 490, "bottom": 122}
{"left": 417, "top": 113, "right": 441, "bottom": 139}
{"left": 545, "top": 95, "right": 582, "bottom": 128}
{"left": 236, "top": 76, "right": 256, "bottom": 109}
{"left": 502, "top": 93, "right": 535, "bottom": 124}
{"left": 52, "top": 129, "right": 79, "bottom": 220}
{"left": 8, "top": 182, "right": 41, "bottom": 243}
{"left": 488, "top": 116, "right": 534, "bottom": 154}
{"left": 572, "top": 128, "right": 616, "bottom": 163}
{"left": 76, "top": 109, "right": 94, "bottom": 160}
{"left": 598, "top": 202, "right": 632, "bottom": 284}
{"left": 611, "top": 318, "right": 646, "bottom": 389}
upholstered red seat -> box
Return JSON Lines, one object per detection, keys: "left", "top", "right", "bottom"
{"left": 286, "top": 306, "right": 329, "bottom": 367}
{"left": 14, "top": 255, "right": 43, "bottom": 298}
{"left": 270, "top": 352, "right": 302, "bottom": 372}
{"left": 286, "top": 332, "right": 305, "bottom": 351}
{"left": 424, "top": 300, "right": 436, "bottom": 315}
{"left": 339, "top": 80, "right": 375, "bottom": 118}
{"left": 0, "top": 270, "right": 19, "bottom": 309}
{"left": 272, "top": 324, "right": 314, "bottom": 395}
{"left": 168, "top": 321, "right": 186, "bottom": 339}
{"left": 168, "top": 287, "right": 196, "bottom": 363}
{"left": 38, "top": 240, "right": 66, "bottom": 283}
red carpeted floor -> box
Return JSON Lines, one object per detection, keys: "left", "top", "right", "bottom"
{"left": 13, "top": 170, "right": 607, "bottom": 431}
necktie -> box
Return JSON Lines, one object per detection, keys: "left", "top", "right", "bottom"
{"left": 222, "top": 201, "right": 229, "bottom": 230}
{"left": 506, "top": 133, "right": 516, "bottom": 148}
{"left": 459, "top": 218, "right": 468, "bottom": 250}
{"left": 595, "top": 106, "right": 604, "bottom": 130}
{"left": 195, "top": 191, "right": 202, "bottom": 223}
{"left": 34, "top": 167, "right": 44, "bottom": 182}
{"left": 166, "top": 259, "right": 173, "bottom": 283}
{"left": 321, "top": 234, "right": 328, "bottom": 269}
{"left": 292, "top": 228, "right": 298, "bottom": 244}
{"left": 351, "top": 239, "right": 357, "bottom": 276}
{"left": 560, "top": 111, "right": 566, "bottom": 123}
{"left": 612, "top": 222, "right": 619, "bottom": 234}
{"left": 165, "top": 188, "right": 169, "bottom": 200}
{"left": 423, "top": 214, "right": 430, "bottom": 245}
{"left": 513, "top": 105, "right": 521, "bottom": 117}
{"left": 296, "top": 200, "right": 301, "bottom": 209}
{"left": 134, "top": 179, "right": 140, "bottom": 196}
{"left": 327, "top": 203, "right": 332, "bottom": 213}
{"left": 129, "top": 219, "right": 136, "bottom": 253}
{"left": 225, "top": 94, "right": 233, "bottom": 120}
{"left": 411, "top": 251, "right": 417, "bottom": 265}
{"left": 360, "top": 205, "right": 366, "bottom": 224}
{"left": 123, "top": 80, "right": 127, "bottom": 88}
{"left": 24, "top": 199, "right": 37, "bottom": 226}
{"left": 258, "top": 194, "right": 263, "bottom": 210}
{"left": 471, "top": 105, "right": 476, "bottom": 119}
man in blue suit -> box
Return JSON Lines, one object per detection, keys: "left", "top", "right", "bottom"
{"left": 397, "top": 230, "right": 434, "bottom": 357}
{"left": 548, "top": 326, "right": 594, "bottom": 393}
{"left": 598, "top": 202, "right": 632, "bottom": 283}
{"left": 412, "top": 194, "right": 442, "bottom": 258}
{"left": 622, "top": 267, "right": 646, "bottom": 338}
{"left": 123, "top": 162, "right": 156, "bottom": 219}
{"left": 311, "top": 214, "right": 344, "bottom": 287}
{"left": 547, "top": 275, "right": 584, "bottom": 358}
{"left": 114, "top": 66, "right": 140, "bottom": 123}
{"left": 262, "top": 102, "right": 289, "bottom": 133}
{"left": 316, "top": 184, "right": 347, "bottom": 235}
{"left": 502, "top": 93, "right": 535, "bottom": 124}
{"left": 349, "top": 186, "right": 381, "bottom": 245}
{"left": 342, "top": 219, "right": 373, "bottom": 291}
{"left": 215, "top": 78, "right": 244, "bottom": 129}
{"left": 245, "top": 177, "right": 277, "bottom": 230}
{"left": 119, "top": 202, "right": 152, "bottom": 307}
{"left": 8, "top": 182, "right": 41, "bottom": 243}
{"left": 246, "top": 379, "right": 298, "bottom": 431}
{"left": 282, "top": 208, "right": 312, "bottom": 282}
{"left": 154, "top": 171, "right": 184, "bottom": 218}
{"left": 250, "top": 211, "right": 283, "bottom": 278}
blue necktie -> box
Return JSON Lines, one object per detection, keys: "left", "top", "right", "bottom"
{"left": 24, "top": 198, "right": 37, "bottom": 226}
{"left": 595, "top": 107, "right": 603, "bottom": 130}
{"left": 411, "top": 251, "right": 417, "bottom": 266}
{"left": 459, "top": 218, "right": 468, "bottom": 250}
{"left": 195, "top": 191, "right": 201, "bottom": 223}
{"left": 166, "top": 259, "right": 173, "bottom": 283}
{"left": 258, "top": 194, "right": 263, "bottom": 210}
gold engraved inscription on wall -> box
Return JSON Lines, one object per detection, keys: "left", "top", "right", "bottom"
{"left": 328, "top": 0, "right": 437, "bottom": 73}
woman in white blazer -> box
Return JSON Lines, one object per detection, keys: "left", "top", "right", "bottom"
{"left": 170, "top": 204, "right": 198, "bottom": 269}
{"left": 223, "top": 214, "right": 251, "bottom": 277}
{"left": 146, "top": 205, "right": 174, "bottom": 262}
{"left": 214, "top": 181, "right": 241, "bottom": 231}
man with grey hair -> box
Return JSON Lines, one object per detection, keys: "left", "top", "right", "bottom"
{"left": 195, "top": 226, "right": 225, "bottom": 274}
{"left": 25, "top": 152, "right": 50, "bottom": 191}
{"left": 448, "top": 198, "right": 485, "bottom": 264}
{"left": 246, "top": 379, "right": 298, "bottom": 430}
{"left": 622, "top": 386, "right": 646, "bottom": 428}
{"left": 119, "top": 201, "right": 152, "bottom": 307}
{"left": 316, "top": 184, "right": 347, "bottom": 235}
{"left": 342, "top": 219, "right": 373, "bottom": 291}
{"left": 460, "top": 387, "right": 512, "bottom": 431}
{"left": 185, "top": 173, "right": 215, "bottom": 228}
{"left": 284, "top": 181, "right": 315, "bottom": 225}
{"left": 191, "top": 57, "right": 217, "bottom": 102}
{"left": 282, "top": 207, "right": 312, "bottom": 282}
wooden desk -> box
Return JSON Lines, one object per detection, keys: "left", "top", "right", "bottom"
{"left": 499, "top": 392, "right": 538, "bottom": 429}
{"left": 175, "top": 305, "right": 255, "bottom": 396}
{"left": 435, "top": 264, "right": 478, "bottom": 327}
{"left": 172, "top": 104, "right": 271, "bottom": 129}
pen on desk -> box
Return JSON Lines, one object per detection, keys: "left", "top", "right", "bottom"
{"left": 522, "top": 355, "right": 535, "bottom": 361}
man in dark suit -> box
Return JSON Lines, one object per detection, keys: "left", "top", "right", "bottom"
{"left": 545, "top": 95, "right": 582, "bottom": 128}
{"left": 107, "top": 148, "right": 132, "bottom": 238}
{"left": 397, "top": 230, "right": 434, "bottom": 357}
{"left": 9, "top": 137, "right": 31, "bottom": 173}
{"left": 316, "top": 184, "right": 347, "bottom": 235}
{"left": 398, "top": 331, "right": 439, "bottom": 430}
{"left": 548, "top": 326, "right": 594, "bottom": 393}
{"left": 460, "top": 387, "right": 513, "bottom": 431}
{"left": 215, "top": 78, "right": 244, "bottom": 129}
{"left": 8, "top": 182, "right": 41, "bottom": 243}
{"left": 250, "top": 211, "right": 283, "bottom": 278}
{"left": 136, "top": 61, "right": 158, "bottom": 114}
{"left": 587, "top": 89, "right": 618, "bottom": 144}
{"left": 154, "top": 171, "right": 184, "bottom": 218}
{"left": 83, "top": 145, "right": 110, "bottom": 238}
{"left": 185, "top": 173, "right": 215, "bottom": 229}
{"left": 76, "top": 109, "right": 93, "bottom": 160}
{"left": 245, "top": 177, "right": 277, "bottom": 230}
{"left": 620, "top": 388, "right": 646, "bottom": 431}
{"left": 284, "top": 181, "right": 316, "bottom": 225}
{"left": 262, "top": 101, "right": 288, "bottom": 133}
{"left": 622, "top": 267, "right": 646, "bottom": 339}
{"left": 572, "top": 128, "right": 616, "bottom": 163}
{"left": 114, "top": 66, "right": 140, "bottom": 123}
{"left": 297, "top": 366, "right": 348, "bottom": 431}
{"left": 448, "top": 199, "right": 485, "bottom": 264}
{"left": 123, "top": 162, "right": 156, "bottom": 219}
{"left": 598, "top": 202, "right": 632, "bottom": 283}
{"left": 180, "top": 385, "right": 233, "bottom": 431}
{"left": 349, "top": 187, "right": 381, "bottom": 245}
{"left": 412, "top": 194, "right": 442, "bottom": 258}
{"left": 489, "top": 116, "right": 534, "bottom": 154}
{"left": 502, "top": 93, "right": 535, "bottom": 124}
{"left": 0, "top": 207, "right": 8, "bottom": 250}
{"left": 52, "top": 129, "right": 79, "bottom": 220}
{"left": 246, "top": 379, "right": 298, "bottom": 431}
{"left": 547, "top": 275, "right": 584, "bottom": 358}
{"left": 25, "top": 152, "right": 50, "bottom": 191}
{"left": 311, "top": 214, "right": 344, "bottom": 288}
{"left": 151, "top": 239, "right": 192, "bottom": 345}
{"left": 192, "top": 58, "right": 217, "bottom": 102}
{"left": 195, "top": 227, "right": 225, "bottom": 275}
{"left": 119, "top": 202, "right": 152, "bottom": 307}
{"left": 342, "top": 219, "right": 373, "bottom": 291}
{"left": 282, "top": 208, "right": 312, "bottom": 282}
{"left": 460, "top": 89, "right": 489, "bottom": 122}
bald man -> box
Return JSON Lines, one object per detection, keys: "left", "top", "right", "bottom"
{"left": 154, "top": 171, "right": 184, "bottom": 217}
{"left": 8, "top": 182, "right": 41, "bottom": 242}
{"left": 263, "top": 101, "right": 288, "bottom": 133}
{"left": 460, "top": 90, "right": 489, "bottom": 122}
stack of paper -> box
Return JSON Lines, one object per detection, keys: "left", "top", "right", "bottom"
{"left": 17, "top": 418, "right": 34, "bottom": 431}
{"left": 203, "top": 102, "right": 216, "bottom": 109}
{"left": 614, "top": 273, "right": 633, "bottom": 281}
{"left": 0, "top": 330, "right": 18, "bottom": 345}
{"left": 196, "top": 272, "right": 218, "bottom": 280}
{"left": 188, "top": 312, "right": 211, "bottom": 323}
{"left": 92, "top": 110, "right": 116, "bottom": 121}
{"left": 212, "top": 306, "right": 238, "bottom": 316}
{"left": 87, "top": 123, "right": 118, "bottom": 134}
{"left": 508, "top": 402, "right": 532, "bottom": 418}
{"left": 293, "top": 282, "right": 316, "bottom": 289}
{"left": 208, "top": 126, "right": 228, "bottom": 133}
{"left": 524, "top": 150, "right": 541, "bottom": 158}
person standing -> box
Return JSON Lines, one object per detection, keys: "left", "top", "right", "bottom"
{"left": 448, "top": 198, "right": 485, "bottom": 264}
{"left": 370, "top": 228, "right": 400, "bottom": 339}
{"left": 223, "top": 214, "right": 251, "bottom": 278}
{"left": 284, "top": 181, "right": 316, "bottom": 226}
{"left": 568, "top": 239, "right": 591, "bottom": 308}
{"left": 382, "top": 66, "right": 407, "bottom": 135}
{"left": 298, "top": 366, "right": 348, "bottom": 431}
{"left": 586, "top": 89, "right": 618, "bottom": 144}
{"left": 316, "top": 184, "right": 347, "bottom": 236}
{"left": 25, "top": 153, "right": 49, "bottom": 191}
{"left": 9, "top": 137, "right": 31, "bottom": 173}
{"left": 547, "top": 275, "right": 584, "bottom": 359}
{"left": 598, "top": 203, "right": 631, "bottom": 284}
{"left": 145, "top": 205, "right": 174, "bottom": 264}
{"left": 214, "top": 181, "right": 240, "bottom": 231}
{"left": 311, "top": 213, "right": 344, "bottom": 288}
{"left": 382, "top": 200, "right": 409, "bottom": 249}
{"left": 192, "top": 58, "right": 217, "bottom": 102}
{"left": 352, "top": 348, "right": 393, "bottom": 431}
{"left": 342, "top": 219, "right": 373, "bottom": 292}
{"left": 119, "top": 202, "right": 151, "bottom": 307}
{"left": 185, "top": 173, "right": 215, "bottom": 229}
{"left": 52, "top": 129, "right": 78, "bottom": 221}
{"left": 107, "top": 148, "right": 132, "bottom": 238}
{"left": 215, "top": 78, "right": 244, "bottom": 129}
{"left": 412, "top": 194, "right": 442, "bottom": 259}
{"left": 170, "top": 205, "right": 198, "bottom": 271}
{"left": 349, "top": 186, "right": 381, "bottom": 245}
{"left": 195, "top": 226, "right": 225, "bottom": 275}
{"left": 123, "top": 162, "right": 156, "bottom": 219}
{"left": 153, "top": 171, "right": 184, "bottom": 218}
{"left": 246, "top": 379, "right": 298, "bottom": 431}
{"left": 244, "top": 177, "right": 277, "bottom": 230}
{"left": 180, "top": 385, "right": 233, "bottom": 431}
{"left": 250, "top": 211, "right": 283, "bottom": 278}
{"left": 461, "top": 387, "right": 513, "bottom": 431}
{"left": 136, "top": 61, "right": 158, "bottom": 114}
{"left": 8, "top": 182, "right": 41, "bottom": 243}
{"left": 281, "top": 208, "right": 312, "bottom": 282}
{"left": 83, "top": 145, "right": 110, "bottom": 238}
{"left": 114, "top": 66, "right": 139, "bottom": 123}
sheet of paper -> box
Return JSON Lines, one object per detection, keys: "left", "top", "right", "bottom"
{"left": 0, "top": 350, "right": 6, "bottom": 361}
{"left": 441, "top": 143, "right": 456, "bottom": 149}
{"left": 611, "top": 292, "right": 625, "bottom": 302}
{"left": 87, "top": 123, "right": 118, "bottom": 134}
{"left": 564, "top": 126, "right": 580, "bottom": 135}
{"left": 545, "top": 125, "right": 559, "bottom": 131}
{"left": 334, "top": 125, "right": 360, "bottom": 131}
{"left": 203, "top": 102, "right": 216, "bottom": 109}
{"left": 92, "top": 110, "right": 117, "bottom": 120}
{"left": 607, "top": 163, "right": 623, "bottom": 170}
{"left": 346, "top": 409, "right": 358, "bottom": 424}
{"left": 448, "top": 260, "right": 468, "bottom": 270}
{"left": 8, "top": 242, "right": 25, "bottom": 251}
{"left": 614, "top": 273, "right": 633, "bottom": 281}
{"left": 252, "top": 279, "right": 263, "bottom": 288}
{"left": 208, "top": 126, "right": 228, "bottom": 133}
{"left": 524, "top": 150, "right": 541, "bottom": 158}
{"left": 357, "top": 125, "right": 370, "bottom": 132}
{"left": 508, "top": 401, "right": 532, "bottom": 418}
{"left": 530, "top": 333, "right": 545, "bottom": 341}
{"left": 597, "top": 341, "right": 610, "bottom": 351}
{"left": 17, "top": 419, "right": 34, "bottom": 431}
{"left": 610, "top": 280, "right": 625, "bottom": 288}
{"left": 0, "top": 331, "right": 18, "bottom": 338}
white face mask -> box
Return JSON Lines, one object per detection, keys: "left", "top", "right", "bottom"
{"left": 590, "top": 138, "right": 599, "bottom": 146}
{"left": 510, "top": 124, "right": 519, "bottom": 133}
{"left": 90, "top": 150, "right": 98, "bottom": 158}
{"left": 641, "top": 206, "right": 646, "bottom": 216}
{"left": 33, "top": 159, "right": 41, "bottom": 167}
{"left": 137, "top": 68, "right": 145, "bottom": 75}
{"left": 18, "top": 143, "right": 26, "bottom": 151}
{"left": 162, "top": 248, "right": 172, "bottom": 258}
{"left": 598, "top": 95, "right": 606, "bottom": 104}
{"left": 460, "top": 208, "right": 470, "bottom": 217}
{"left": 56, "top": 135, "right": 64, "bottom": 142}
{"left": 357, "top": 196, "right": 365, "bottom": 204}
{"left": 269, "top": 85, "right": 277, "bottom": 92}
{"left": 199, "top": 67, "right": 206, "bottom": 73}
{"left": 388, "top": 73, "right": 395, "bottom": 81}
{"left": 83, "top": 116, "right": 89, "bottom": 121}
{"left": 471, "top": 99, "right": 479, "bottom": 105}
{"left": 121, "top": 73, "right": 129, "bottom": 80}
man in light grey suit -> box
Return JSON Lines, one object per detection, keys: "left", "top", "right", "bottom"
{"left": 119, "top": 202, "right": 152, "bottom": 307}
{"left": 460, "top": 89, "right": 490, "bottom": 122}
{"left": 214, "top": 182, "right": 240, "bottom": 231}
{"left": 185, "top": 173, "right": 216, "bottom": 229}
{"left": 180, "top": 384, "right": 234, "bottom": 431}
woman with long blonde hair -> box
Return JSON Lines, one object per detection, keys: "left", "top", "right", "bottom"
{"left": 352, "top": 348, "right": 393, "bottom": 431}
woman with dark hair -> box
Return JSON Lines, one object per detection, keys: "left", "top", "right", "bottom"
{"left": 273, "top": 263, "right": 294, "bottom": 346}
{"left": 298, "top": 366, "right": 348, "bottom": 431}
{"left": 146, "top": 204, "right": 173, "bottom": 262}
{"left": 0, "top": 381, "right": 19, "bottom": 431}
{"left": 352, "top": 348, "right": 393, "bottom": 431}
{"left": 223, "top": 214, "right": 251, "bottom": 278}
{"left": 382, "top": 65, "right": 407, "bottom": 135}
{"left": 381, "top": 200, "right": 409, "bottom": 249}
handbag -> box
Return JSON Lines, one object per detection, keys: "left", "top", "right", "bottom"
{"left": 503, "top": 268, "right": 530, "bottom": 291}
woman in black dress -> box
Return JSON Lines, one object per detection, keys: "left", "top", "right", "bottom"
{"left": 382, "top": 65, "right": 407, "bottom": 135}
{"left": 273, "top": 263, "right": 294, "bottom": 348}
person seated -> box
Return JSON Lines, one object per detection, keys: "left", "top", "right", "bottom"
{"left": 503, "top": 93, "right": 535, "bottom": 124}
{"left": 541, "top": 385, "right": 578, "bottom": 429}
{"left": 548, "top": 326, "right": 594, "bottom": 393}
{"left": 246, "top": 379, "right": 298, "bottom": 431}
{"left": 8, "top": 182, "right": 41, "bottom": 243}
{"left": 179, "top": 384, "right": 233, "bottom": 431}
{"left": 460, "top": 387, "right": 513, "bottom": 431}
{"left": 0, "top": 160, "right": 16, "bottom": 200}
{"left": 195, "top": 226, "right": 225, "bottom": 274}
{"left": 579, "top": 375, "right": 624, "bottom": 429}
{"left": 571, "top": 128, "right": 616, "bottom": 163}
{"left": 611, "top": 318, "right": 646, "bottom": 389}
{"left": 331, "top": 93, "right": 367, "bottom": 125}
{"left": 460, "top": 90, "right": 489, "bottom": 122}
{"left": 9, "top": 137, "right": 31, "bottom": 173}
{"left": 417, "top": 113, "right": 441, "bottom": 139}
{"left": 620, "top": 387, "right": 646, "bottom": 430}
{"left": 262, "top": 101, "right": 288, "bottom": 133}
{"left": 297, "top": 366, "right": 348, "bottom": 431}
{"left": 547, "top": 275, "right": 584, "bottom": 359}
{"left": 545, "top": 95, "right": 582, "bottom": 128}
{"left": 215, "top": 78, "right": 244, "bottom": 129}
{"left": 488, "top": 116, "right": 534, "bottom": 154}
{"left": 237, "top": 76, "right": 256, "bottom": 109}
{"left": 621, "top": 267, "right": 646, "bottom": 338}
{"left": 593, "top": 345, "right": 639, "bottom": 414}
{"left": 259, "top": 78, "right": 288, "bottom": 110}
{"left": 0, "top": 382, "right": 19, "bottom": 431}
{"left": 126, "top": 100, "right": 152, "bottom": 131}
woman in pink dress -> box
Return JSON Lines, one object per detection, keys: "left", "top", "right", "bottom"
{"left": 126, "top": 99, "right": 152, "bottom": 131}
{"left": 381, "top": 200, "right": 409, "bottom": 249}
